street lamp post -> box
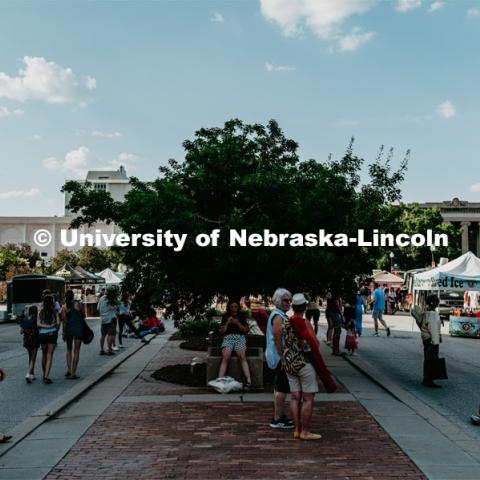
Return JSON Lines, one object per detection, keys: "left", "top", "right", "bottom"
{"left": 389, "top": 252, "right": 394, "bottom": 272}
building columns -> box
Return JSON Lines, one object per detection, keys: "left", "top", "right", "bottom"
{"left": 461, "top": 221, "right": 471, "bottom": 253}
{"left": 476, "top": 222, "right": 480, "bottom": 257}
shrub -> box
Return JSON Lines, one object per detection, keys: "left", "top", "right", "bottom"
{"left": 178, "top": 317, "right": 220, "bottom": 338}
{"left": 205, "top": 308, "right": 224, "bottom": 318}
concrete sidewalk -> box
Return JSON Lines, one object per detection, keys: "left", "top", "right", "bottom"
{"left": 2, "top": 333, "right": 478, "bottom": 479}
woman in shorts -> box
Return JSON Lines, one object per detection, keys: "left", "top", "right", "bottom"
{"left": 62, "top": 289, "right": 85, "bottom": 379}
{"left": 20, "top": 305, "right": 40, "bottom": 383}
{"left": 37, "top": 294, "right": 60, "bottom": 384}
{"left": 217, "top": 299, "right": 251, "bottom": 388}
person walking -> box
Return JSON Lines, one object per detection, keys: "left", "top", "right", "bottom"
{"left": 412, "top": 294, "right": 443, "bottom": 388}
{"left": 61, "top": 289, "right": 85, "bottom": 379}
{"left": 305, "top": 296, "right": 321, "bottom": 335}
{"left": 324, "top": 292, "right": 334, "bottom": 345}
{"left": 37, "top": 294, "right": 60, "bottom": 384}
{"left": 370, "top": 283, "right": 391, "bottom": 337}
{"left": 98, "top": 287, "right": 120, "bottom": 355}
{"left": 265, "top": 288, "right": 294, "bottom": 430}
{"left": 329, "top": 293, "right": 343, "bottom": 355}
{"left": 217, "top": 299, "right": 251, "bottom": 388}
{"left": 20, "top": 305, "right": 40, "bottom": 383}
{"left": 0, "top": 368, "right": 12, "bottom": 443}
{"left": 354, "top": 287, "right": 364, "bottom": 337}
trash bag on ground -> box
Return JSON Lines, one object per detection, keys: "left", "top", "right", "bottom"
{"left": 208, "top": 376, "right": 243, "bottom": 394}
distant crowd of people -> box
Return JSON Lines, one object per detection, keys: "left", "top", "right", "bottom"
{"left": 0, "top": 286, "right": 166, "bottom": 444}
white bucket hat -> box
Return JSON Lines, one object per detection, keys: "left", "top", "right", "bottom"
{"left": 292, "top": 293, "right": 307, "bottom": 306}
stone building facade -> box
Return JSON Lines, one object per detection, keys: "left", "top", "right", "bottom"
{"left": 419, "top": 198, "right": 480, "bottom": 255}
{"left": 0, "top": 167, "right": 130, "bottom": 259}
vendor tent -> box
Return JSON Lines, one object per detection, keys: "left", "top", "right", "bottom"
{"left": 96, "top": 268, "right": 123, "bottom": 285}
{"left": 54, "top": 264, "right": 90, "bottom": 285}
{"left": 74, "top": 266, "right": 106, "bottom": 285}
{"left": 413, "top": 251, "right": 480, "bottom": 291}
{"left": 373, "top": 271, "right": 404, "bottom": 286}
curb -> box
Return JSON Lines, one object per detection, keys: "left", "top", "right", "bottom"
{"left": 0, "top": 334, "right": 156, "bottom": 458}
{"left": 343, "top": 353, "right": 480, "bottom": 462}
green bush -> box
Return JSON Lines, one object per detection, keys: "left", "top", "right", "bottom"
{"left": 205, "top": 308, "right": 224, "bottom": 318}
{"left": 178, "top": 317, "right": 220, "bottom": 338}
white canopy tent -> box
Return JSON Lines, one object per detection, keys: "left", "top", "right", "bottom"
{"left": 96, "top": 268, "right": 123, "bottom": 285}
{"left": 373, "top": 271, "right": 404, "bottom": 287}
{"left": 413, "top": 251, "right": 480, "bottom": 291}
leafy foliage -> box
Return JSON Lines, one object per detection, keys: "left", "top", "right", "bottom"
{"left": 177, "top": 317, "right": 220, "bottom": 338}
{"left": 0, "top": 245, "right": 33, "bottom": 280}
{"left": 63, "top": 119, "right": 409, "bottom": 318}
{"left": 376, "top": 203, "right": 461, "bottom": 271}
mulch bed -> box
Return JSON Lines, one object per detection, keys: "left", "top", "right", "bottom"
{"left": 151, "top": 364, "right": 208, "bottom": 387}
{"left": 151, "top": 363, "right": 276, "bottom": 390}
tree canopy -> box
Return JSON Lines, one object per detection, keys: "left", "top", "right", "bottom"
{"left": 64, "top": 118, "right": 415, "bottom": 317}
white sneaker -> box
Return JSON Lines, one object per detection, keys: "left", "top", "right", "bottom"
{"left": 374, "top": 332, "right": 379, "bottom": 337}
{"left": 112, "top": 346, "right": 119, "bottom": 351}
{"left": 29, "top": 374, "right": 36, "bottom": 380}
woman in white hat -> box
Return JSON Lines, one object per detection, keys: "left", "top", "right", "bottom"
{"left": 282, "top": 293, "right": 322, "bottom": 440}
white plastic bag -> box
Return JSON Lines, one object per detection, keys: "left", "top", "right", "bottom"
{"left": 208, "top": 376, "right": 243, "bottom": 394}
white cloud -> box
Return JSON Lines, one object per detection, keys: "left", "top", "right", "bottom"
{"left": 92, "top": 130, "right": 122, "bottom": 138}
{"left": 260, "top": 0, "right": 376, "bottom": 51}
{"left": 43, "top": 146, "right": 93, "bottom": 178}
{"left": 0, "top": 56, "right": 96, "bottom": 104}
{"left": 43, "top": 156, "right": 60, "bottom": 170}
{"left": 31, "top": 134, "right": 42, "bottom": 141}
{"left": 101, "top": 152, "right": 140, "bottom": 171}
{"left": 395, "top": 0, "right": 422, "bottom": 12}
{"left": 265, "top": 62, "right": 296, "bottom": 72}
{"left": 211, "top": 12, "right": 224, "bottom": 23}
{"left": 335, "top": 27, "right": 375, "bottom": 52}
{"left": 436, "top": 100, "right": 456, "bottom": 119}
{"left": 43, "top": 148, "right": 139, "bottom": 177}
{"left": 84, "top": 76, "right": 97, "bottom": 91}
{"left": 0, "top": 188, "right": 40, "bottom": 200}
{"left": 0, "top": 105, "right": 24, "bottom": 117}
{"left": 467, "top": 8, "right": 480, "bottom": 17}
{"left": 469, "top": 183, "right": 480, "bottom": 193}
{"left": 429, "top": 1, "right": 443, "bottom": 12}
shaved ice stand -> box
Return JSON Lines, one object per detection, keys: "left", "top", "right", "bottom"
{"left": 413, "top": 252, "right": 480, "bottom": 338}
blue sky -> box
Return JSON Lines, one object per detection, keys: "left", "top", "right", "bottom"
{"left": 1, "top": 0, "right": 480, "bottom": 216}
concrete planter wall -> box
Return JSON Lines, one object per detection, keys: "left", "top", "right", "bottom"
{"left": 206, "top": 347, "right": 264, "bottom": 388}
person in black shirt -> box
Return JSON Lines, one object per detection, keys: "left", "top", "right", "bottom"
{"left": 217, "top": 299, "right": 251, "bottom": 388}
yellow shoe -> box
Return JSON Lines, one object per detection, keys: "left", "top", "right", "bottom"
{"left": 293, "top": 431, "right": 301, "bottom": 439}
{"left": 300, "top": 432, "right": 322, "bottom": 441}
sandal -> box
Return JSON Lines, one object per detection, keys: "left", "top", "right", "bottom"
{"left": 0, "top": 434, "right": 12, "bottom": 444}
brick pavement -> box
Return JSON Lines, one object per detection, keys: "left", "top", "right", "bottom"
{"left": 45, "top": 338, "right": 427, "bottom": 480}
{"left": 47, "top": 402, "right": 424, "bottom": 479}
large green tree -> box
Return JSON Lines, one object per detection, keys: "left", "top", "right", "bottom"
{"left": 49, "top": 249, "right": 79, "bottom": 273}
{"left": 63, "top": 119, "right": 408, "bottom": 317}
{"left": 377, "top": 203, "right": 461, "bottom": 271}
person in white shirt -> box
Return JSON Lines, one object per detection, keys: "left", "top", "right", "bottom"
{"left": 412, "top": 294, "right": 443, "bottom": 388}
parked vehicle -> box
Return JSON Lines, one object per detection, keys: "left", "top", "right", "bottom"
{"left": 438, "top": 291, "right": 464, "bottom": 320}
{"left": 7, "top": 274, "right": 65, "bottom": 319}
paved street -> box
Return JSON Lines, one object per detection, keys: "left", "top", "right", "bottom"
{"left": 318, "top": 312, "right": 480, "bottom": 441}
{"left": 0, "top": 319, "right": 138, "bottom": 433}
